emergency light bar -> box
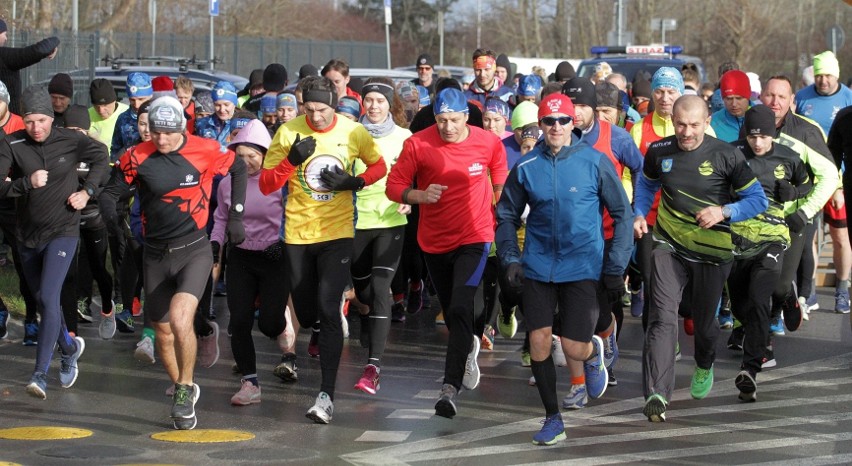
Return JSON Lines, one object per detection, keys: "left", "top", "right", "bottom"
{"left": 589, "top": 45, "right": 683, "bottom": 57}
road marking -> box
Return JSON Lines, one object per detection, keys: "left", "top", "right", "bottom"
{"left": 151, "top": 429, "right": 254, "bottom": 443}
{"left": 0, "top": 426, "right": 92, "bottom": 440}
{"left": 387, "top": 409, "right": 433, "bottom": 420}
{"left": 341, "top": 352, "right": 852, "bottom": 465}
{"left": 413, "top": 390, "right": 435, "bottom": 400}
{"left": 355, "top": 431, "right": 412, "bottom": 442}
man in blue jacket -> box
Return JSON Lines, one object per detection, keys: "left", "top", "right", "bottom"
{"left": 496, "top": 93, "right": 633, "bottom": 446}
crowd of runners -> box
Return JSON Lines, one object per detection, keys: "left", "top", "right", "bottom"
{"left": 1, "top": 20, "right": 852, "bottom": 444}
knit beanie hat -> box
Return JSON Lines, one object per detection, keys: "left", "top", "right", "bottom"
{"left": 651, "top": 67, "right": 685, "bottom": 95}
{"left": 48, "top": 73, "right": 74, "bottom": 98}
{"left": 148, "top": 96, "right": 185, "bottom": 133}
{"left": 632, "top": 76, "right": 652, "bottom": 99}
{"left": 496, "top": 54, "right": 511, "bottom": 71}
{"left": 813, "top": 51, "right": 840, "bottom": 78}
{"left": 298, "top": 64, "right": 319, "bottom": 80}
{"left": 415, "top": 85, "right": 430, "bottom": 106}
{"left": 336, "top": 96, "right": 361, "bottom": 119}
{"left": 595, "top": 81, "right": 621, "bottom": 109}
{"left": 517, "top": 74, "right": 543, "bottom": 97}
{"left": 743, "top": 105, "right": 776, "bottom": 137}
{"left": 562, "top": 77, "right": 596, "bottom": 108}
{"left": 22, "top": 85, "right": 54, "bottom": 117}
{"left": 212, "top": 81, "right": 239, "bottom": 105}
{"left": 277, "top": 92, "right": 297, "bottom": 110}
{"left": 415, "top": 53, "right": 433, "bottom": 68}
{"left": 260, "top": 94, "right": 278, "bottom": 114}
{"left": 719, "top": 70, "right": 751, "bottom": 99}
{"left": 127, "top": 72, "right": 153, "bottom": 98}
{"left": 63, "top": 104, "right": 91, "bottom": 129}
{"left": 90, "top": 78, "right": 117, "bottom": 105}
{"left": 538, "top": 93, "right": 575, "bottom": 120}
{"left": 555, "top": 61, "right": 576, "bottom": 81}
{"left": 263, "top": 64, "right": 288, "bottom": 92}
{"left": 151, "top": 76, "right": 176, "bottom": 100}
{"left": 511, "top": 101, "right": 539, "bottom": 130}
{"left": 484, "top": 97, "right": 510, "bottom": 119}
{"left": 521, "top": 123, "right": 542, "bottom": 141}
{"left": 433, "top": 88, "right": 468, "bottom": 115}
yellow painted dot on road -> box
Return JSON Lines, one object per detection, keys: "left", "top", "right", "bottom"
{"left": 150, "top": 429, "right": 254, "bottom": 443}
{"left": 0, "top": 426, "right": 93, "bottom": 440}
{"left": 0, "top": 462, "right": 23, "bottom": 466}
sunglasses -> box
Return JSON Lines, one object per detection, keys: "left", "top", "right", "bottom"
{"left": 539, "top": 116, "right": 573, "bottom": 126}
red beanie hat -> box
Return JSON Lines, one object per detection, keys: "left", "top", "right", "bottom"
{"left": 151, "top": 76, "right": 177, "bottom": 100}
{"left": 538, "top": 93, "right": 575, "bottom": 120}
{"left": 720, "top": 70, "right": 750, "bottom": 99}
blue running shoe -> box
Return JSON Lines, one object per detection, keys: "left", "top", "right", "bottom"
{"left": 601, "top": 320, "right": 618, "bottom": 369}
{"left": 562, "top": 384, "right": 588, "bottom": 409}
{"left": 583, "top": 335, "right": 608, "bottom": 399}
{"left": 0, "top": 307, "right": 8, "bottom": 339}
{"left": 59, "top": 336, "right": 85, "bottom": 388}
{"left": 23, "top": 320, "right": 38, "bottom": 346}
{"left": 834, "top": 289, "right": 850, "bottom": 314}
{"left": 532, "top": 413, "right": 566, "bottom": 446}
{"left": 806, "top": 290, "right": 819, "bottom": 311}
{"left": 769, "top": 316, "right": 785, "bottom": 336}
{"left": 718, "top": 312, "right": 734, "bottom": 329}
{"left": 630, "top": 290, "right": 643, "bottom": 317}
{"left": 26, "top": 372, "right": 48, "bottom": 399}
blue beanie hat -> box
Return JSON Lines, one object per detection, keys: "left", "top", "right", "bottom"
{"left": 212, "top": 81, "right": 239, "bottom": 105}
{"left": 277, "top": 92, "right": 297, "bottom": 110}
{"left": 260, "top": 94, "right": 278, "bottom": 114}
{"left": 433, "top": 88, "right": 468, "bottom": 115}
{"left": 416, "top": 85, "right": 430, "bottom": 106}
{"left": 517, "top": 74, "right": 543, "bottom": 97}
{"left": 336, "top": 96, "right": 361, "bottom": 119}
{"left": 484, "top": 97, "right": 510, "bottom": 119}
{"left": 651, "top": 67, "right": 685, "bottom": 95}
{"left": 126, "top": 72, "right": 153, "bottom": 98}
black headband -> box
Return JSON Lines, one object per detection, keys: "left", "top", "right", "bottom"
{"left": 302, "top": 89, "right": 337, "bottom": 109}
{"left": 361, "top": 82, "right": 395, "bottom": 103}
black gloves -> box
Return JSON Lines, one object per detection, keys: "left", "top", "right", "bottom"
{"left": 774, "top": 180, "right": 798, "bottom": 202}
{"left": 603, "top": 274, "right": 625, "bottom": 306}
{"left": 211, "top": 241, "right": 221, "bottom": 264}
{"left": 320, "top": 165, "right": 365, "bottom": 191}
{"left": 287, "top": 134, "right": 316, "bottom": 166}
{"left": 785, "top": 209, "right": 808, "bottom": 233}
{"left": 505, "top": 262, "right": 524, "bottom": 290}
{"left": 227, "top": 216, "right": 245, "bottom": 245}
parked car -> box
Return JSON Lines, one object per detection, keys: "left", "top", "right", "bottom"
{"left": 576, "top": 45, "right": 706, "bottom": 84}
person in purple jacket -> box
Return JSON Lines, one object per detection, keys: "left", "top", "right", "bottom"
{"left": 211, "top": 119, "right": 289, "bottom": 406}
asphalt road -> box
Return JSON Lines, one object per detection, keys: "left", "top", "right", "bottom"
{"left": 1, "top": 288, "right": 852, "bottom": 465}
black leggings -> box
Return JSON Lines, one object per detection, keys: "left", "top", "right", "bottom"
{"left": 228, "top": 247, "right": 288, "bottom": 378}
{"left": 396, "top": 206, "right": 426, "bottom": 294}
{"left": 0, "top": 214, "right": 37, "bottom": 322}
{"left": 474, "top": 255, "right": 500, "bottom": 338}
{"left": 352, "top": 226, "right": 405, "bottom": 365}
{"left": 61, "top": 225, "right": 113, "bottom": 334}
{"left": 287, "top": 238, "right": 353, "bottom": 399}
{"left": 119, "top": 237, "right": 144, "bottom": 314}
{"left": 424, "top": 243, "right": 489, "bottom": 390}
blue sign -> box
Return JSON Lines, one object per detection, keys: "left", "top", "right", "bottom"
{"left": 210, "top": 0, "right": 219, "bottom": 16}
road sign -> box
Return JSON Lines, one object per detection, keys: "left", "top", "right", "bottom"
{"left": 384, "top": 0, "right": 392, "bottom": 25}
{"left": 210, "top": 0, "right": 219, "bottom": 17}
{"left": 826, "top": 25, "right": 845, "bottom": 53}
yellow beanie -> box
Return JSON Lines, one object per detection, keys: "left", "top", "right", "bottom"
{"left": 813, "top": 51, "right": 840, "bottom": 78}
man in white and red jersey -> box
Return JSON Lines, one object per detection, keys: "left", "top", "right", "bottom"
{"left": 386, "top": 88, "right": 507, "bottom": 419}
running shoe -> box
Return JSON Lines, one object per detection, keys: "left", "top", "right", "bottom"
{"left": 135, "top": 335, "right": 156, "bottom": 364}
{"left": 532, "top": 413, "right": 566, "bottom": 446}
{"left": 521, "top": 350, "right": 531, "bottom": 367}
{"left": 77, "top": 299, "right": 93, "bottom": 323}
{"left": 782, "top": 281, "right": 802, "bottom": 331}
{"left": 197, "top": 321, "right": 220, "bottom": 368}
{"left": 528, "top": 375, "right": 536, "bottom": 386}
{"left": 727, "top": 325, "right": 744, "bottom": 351}
{"left": 0, "top": 307, "right": 7, "bottom": 339}
{"left": 354, "top": 364, "right": 380, "bottom": 395}
{"left": 551, "top": 335, "right": 567, "bottom": 367}
{"left": 308, "top": 330, "right": 320, "bottom": 358}
{"left": 26, "top": 372, "right": 48, "bottom": 400}
{"left": 435, "top": 311, "right": 445, "bottom": 325}
{"left": 274, "top": 353, "right": 298, "bottom": 382}
{"left": 59, "top": 336, "right": 85, "bottom": 388}
{"left": 434, "top": 383, "right": 457, "bottom": 419}
{"left": 584, "top": 335, "right": 608, "bottom": 399}
{"left": 99, "top": 309, "right": 116, "bottom": 340}
{"left": 306, "top": 391, "right": 334, "bottom": 424}
{"left": 835, "top": 288, "right": 850, "bottom": 314}
{"left": 798, "top": 297, "right": 810, "bottom": 321}
{"left": 718, "top": 312, "right": 734, "bottom": 329}
{"left": 481, "top": 325, "right": 495, "bottom": 351}
{"left": 735, "top": 370, "right": 757, "bottom": 402}
{"left": 643, "top": 393, "right": 667, "bottom": 422}
{"left": 230, "top": 379, "right": 261, "bottom": 406}
{"left": 391, "top": 301, "right": 406, "bottom": 322}
{"left": 675, "top": 341, "right": 681, "bottom": 361}
{"left": 562, "top": 384, "right": 588, "bottom": 409}
{"left": 683, "top": 317, "right": 694, "bottom": 336}
{"left": 23, "top": 319, "right": 38, "bottom": 346}
{"left": 762, "top": 345, "right": 777, "bottom": 368}
{"left": 806, "top": 290, "right": 819, "bottom": 312}
{"left": 601, "top": 321, "right": 618, "bottom": 369}
{"left": 497, "top": 305, "right": 518, "bottom": 339}
{"left": 115, "top": 305, "right": 135, "bottom": 333}
{"left": 462, "top": 335, "right": 481, "bottom": 390}
{"left": 214, "top": 279, "right": 227, "bottom": 297}
{"left": 608, "top": 369, "right": 618, "bottom": 387}
{"left": 171, "top": 383, "right": 200, "bottom": 420}
{"left": 690, "top": 365, "right": 714, "bottom": 399}
{"left": 406, "top": 280, "right": 425, "bottom": 315}
{"left": 630, "top": 290, "right": 644, "bottom": 317}
{"left": 769, "top": 316, "right": 785, "bottom": 336}
{"left": 131, "top": 296, "right": 143, "bottom": 317}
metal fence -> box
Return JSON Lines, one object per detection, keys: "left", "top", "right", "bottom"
{"left": 12, "top": 29, "right": 386, "bottom": 104}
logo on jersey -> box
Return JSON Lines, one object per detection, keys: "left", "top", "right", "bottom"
{"left": 662, "top": 159, "right": 673, "bottom": 173}
{"left": 698, "top": 160, "right": 714, "bottom": 176}
{"left": 301, "top": 154, "right": 344, "bottom": 201}
{"left": 774, "top": 164, "right": 786, "bottom": 179}
{"left": 468, "top": 162, "right": 484, "bottom": 176}
{"left": 180, "top": 174, "right": 198, "bottom": 187}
